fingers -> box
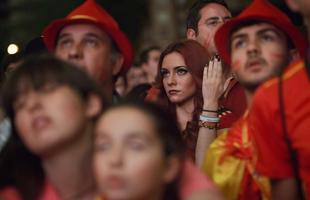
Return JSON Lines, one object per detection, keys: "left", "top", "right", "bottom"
{"left": 206, "top": 55, "right": 222, "bottom": 79}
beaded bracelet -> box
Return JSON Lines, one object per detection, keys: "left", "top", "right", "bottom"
{"left": 202, "top": 109, "right": 218, "bottom": 114}
{"left": 199, "top": 114, "right": 220, "bottom": 123}
{"left": 198, "top": 120, "right": 219, "bottom": 130}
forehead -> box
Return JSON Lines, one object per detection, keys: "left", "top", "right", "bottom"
{"left": 231, "top": 22, "right": 284, "bottom": 38}
{"left": 148, "top": 50, "right": 161, "bottom": 57}
{"left": 199, "top": 3, "right": 231, "bottom": 19}
{"left": 57, "top": 23, "right": 111, "bottom": 41}
{"left": 162, "top": 52, "right": 186, "bottom": 67}
{"left": 96, "top": 107, "right": 155, "bottom": 137}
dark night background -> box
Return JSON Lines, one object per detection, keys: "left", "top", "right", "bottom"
{"left": 0, "top": 0, "right": 304, "bottom": 64}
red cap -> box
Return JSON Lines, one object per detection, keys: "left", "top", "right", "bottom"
{"left": 42, "top": 0, "right": 133, "bottom": 75}
{"left": 215, "top": 0, "right": 307, "bottom": 66}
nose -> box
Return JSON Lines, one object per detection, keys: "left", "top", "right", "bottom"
{"left": 247, "top": 39, "right": 261, "bottom": 56}
{"left": 167, "top": 73, "right": 177, "bottom": 86}
{"left": 68, "top": 43, "right": 83, "bottom": 60}
{"left": 108, "top": 145, "right": 124, "bottom": 167}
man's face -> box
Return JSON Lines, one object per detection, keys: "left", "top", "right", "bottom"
{"left": 55, "top": 23, "right": 116, "bottom": 87}
{"left": 142, "top": 49, "right": 161, "bottom": 82}
{"left": 230, "top": 23, "right": 291, "bottom": 90}
{"left": 189, "top": 3, "right": 231, "bottom": 56}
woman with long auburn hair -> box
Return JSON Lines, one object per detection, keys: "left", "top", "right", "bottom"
{"left": 155, "top": 39, "right": 224, "bottom": 163}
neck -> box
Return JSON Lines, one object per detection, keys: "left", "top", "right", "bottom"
{"left": 42, "top": 124, "right": 95, "bottom": 200}
{"left": 103, "top": 83, "right": 113, "bottom": 103}
{"left": 244, "top": 89, "right": 254, "bottom": 109}
{"left": 175, "top": 98, "right": 195, "bottom": 131}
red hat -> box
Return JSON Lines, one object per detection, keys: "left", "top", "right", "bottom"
{"left": 42, "top": 0, "right": 133, "bottom": 75}
{"left": 215, "top": 0, "right": 307, "bottom": 66}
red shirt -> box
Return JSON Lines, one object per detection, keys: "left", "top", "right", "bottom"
{"left": 218, "top": 79, "right": 247, "bottom": 129}
{"left": 249, "top": 60, "right": 310, "bottom": 197}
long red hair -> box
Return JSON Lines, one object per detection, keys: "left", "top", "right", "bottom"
{"left": 155, "top": 39, "right": 211, "bottom": 159}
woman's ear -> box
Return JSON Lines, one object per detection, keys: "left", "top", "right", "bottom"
{"left": 86, "top": 94, "right": 102, "bottom": 118}
{"left": 163, "top": 156, "right": 181, "bottom": 183}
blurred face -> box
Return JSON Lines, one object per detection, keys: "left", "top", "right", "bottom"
{"left": 55, "top": 23, "right": 117, "bottom": 87}
{"left": 143, "top": 49, "right": 161, "bottom": 82}
{"left": 14, "top": 85, "right": 92, "bottom": 157}
{"left": 230, "top": 23, "right": 290, "bottom": 91}
{"left": 94, "top": 107, "right": 177, "bottom": 200}
{"left": 161, "top": 52, "right": 197, "bottom": 105}
{"left": 126, "top": 67, "right": 147, "bottom": 91}
{"left": 192, "top": 3, "right": 231, "bottom": 56}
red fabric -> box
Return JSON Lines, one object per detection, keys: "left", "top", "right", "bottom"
{"left": 145, "top": 86, "right": 160, "bottom": 103}
{"left": 222, "top": 114, "right": 263, "bottom": 200}
{"left": 249, "top": 60, "right": 310, "bottom": 197}
{"left": 219, "top": 79, "right": 247, "bottom": 129}
{"left": 0, "top": 181, "right": 60, "bottom": 200}
{"left": 179, "top": 159, "right": 216, "bottom": 199}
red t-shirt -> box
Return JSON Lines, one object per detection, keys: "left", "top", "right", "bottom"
{"left": 249, "top": 60, "right": 310, "bottom": 197}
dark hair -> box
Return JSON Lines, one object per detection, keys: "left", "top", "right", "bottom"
{"left": 186, "top": 0, "right": 230, "bottom": 33}
{"left": 155, "top": 39, "right": 210, "bottom": 159}
{"left": 140, "top": 46, "right": 161, "bottom": 64}
{"left": 99, "top": 100, "right": 185, "bottom": 200}
{"left": 0, "top": 54, "right": 108, "bottom": 200}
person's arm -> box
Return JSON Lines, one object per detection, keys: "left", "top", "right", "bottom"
{"left": 195, "top": 57, "right": 223, "bottom": 166}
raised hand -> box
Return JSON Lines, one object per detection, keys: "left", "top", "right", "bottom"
{"left": 202, "top": 55, "right": 224, "bottom": 110}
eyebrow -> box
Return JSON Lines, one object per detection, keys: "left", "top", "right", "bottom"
{"left": 231, "top": 28, "right": 282, "bottom": 42}
{"left": 205, "top": 15, "right": 231, "bottom": 22}
{"left": 256, "top": 28, "right": 282, "bottom": 37}
{"left": 57, "top": 32, "right": 106, "bottom": 42}
{"left": 161, "top": 65, "right": 188, "bottom": 71}
{"left": 174, "top": 66, "right": 187, "bottom": 70}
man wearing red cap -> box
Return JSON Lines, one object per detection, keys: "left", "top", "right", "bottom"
{"left": 201, "top": 0, "right": 307, "bottom": 199}
{"left": 42, "top": 1, "right": 223, "bottom": 200}
{"left": 43, "top": 0, "right": 133, "bottom": 102}
{"left": 248, "top": 0, "right": 310, "bottom": 199}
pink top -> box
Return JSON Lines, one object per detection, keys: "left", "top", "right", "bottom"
{"left": 179, "top": 158, "right": 217, "bottom": 198}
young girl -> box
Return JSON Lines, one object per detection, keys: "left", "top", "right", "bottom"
{"left": 155, "top": 39, "right": 223, "bottom": 163}
{"left": 93, "top": 100, "right": 185, "bottom": 200}
{"left": 0, "top": 55, "right": 107, "bottom": 200}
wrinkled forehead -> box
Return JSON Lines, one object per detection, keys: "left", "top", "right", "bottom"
{"left": 57, "top": 22, "right": 112, "bottom": 43}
